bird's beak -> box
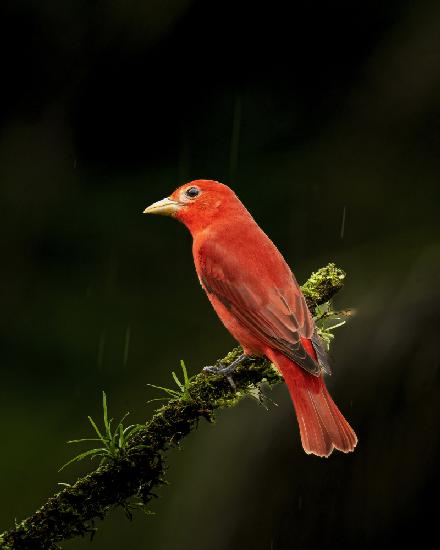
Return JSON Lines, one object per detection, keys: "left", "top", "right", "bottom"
{"left": 143, "top": 197, "right": 180, "bottom": 216}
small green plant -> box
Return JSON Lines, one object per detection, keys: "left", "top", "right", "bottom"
{"left": 314, "top": 301, "right": 354, "bottom": 350}
{"left": 146, "top": 360, "right": 193, "bottom": 402}
{"left": 59, "top": 392, "right": 145, "bottom": 472}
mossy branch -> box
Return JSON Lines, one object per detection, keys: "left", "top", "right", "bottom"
{"left": 0, "top": 263, "right": 346, "bottom": 550}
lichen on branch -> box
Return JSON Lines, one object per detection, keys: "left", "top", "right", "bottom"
{"left": 0, "top": 263, "right": 347, "bottom": 550}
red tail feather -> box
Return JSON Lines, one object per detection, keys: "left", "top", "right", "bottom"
{"left": 267, "top": 349, "right": 357, "bottom": 457}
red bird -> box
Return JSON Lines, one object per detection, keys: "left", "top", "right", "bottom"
{"left": 144, "top": 180, "right": 357, "bottom": 457}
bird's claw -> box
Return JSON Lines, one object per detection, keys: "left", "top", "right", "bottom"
{"left": 203, "top": 353, "right": 249, "bottom": 391}
{"left": 203, "top": 353, "right": 248, "bottom": 376}
{"left": 203, "top": 364, "right": 219, "bottom": 374}
{"left": 203, "top": 363, "right": 236, "bottom": 375}
{"left": 203, "top": 364, "right": 237, "bottom": 391}
{"left": 227, "top": 376, "right": 236, "bottom": 392}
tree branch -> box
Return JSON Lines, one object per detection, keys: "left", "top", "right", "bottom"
{"left": 0, "top": 263, "right": 346, "bottom": 550}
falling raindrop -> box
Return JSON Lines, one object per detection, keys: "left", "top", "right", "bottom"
{"left": 340, "top": 205, "right": 346, "bottom": 240}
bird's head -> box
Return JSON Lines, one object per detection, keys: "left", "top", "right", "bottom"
{"left": 144, "top": 179, "right": 245, "bottom": 234}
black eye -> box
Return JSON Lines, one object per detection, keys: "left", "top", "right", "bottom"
{"left": 185, "top": 187, "right": 200, "bottom": 198}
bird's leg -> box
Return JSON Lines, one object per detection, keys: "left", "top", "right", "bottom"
{"left": 203, "top": 353, "right": 248, "bottom": 375}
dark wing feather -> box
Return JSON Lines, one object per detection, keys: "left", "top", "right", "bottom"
{"left": 311, "top": 332, "right": 332, "bottom": 375}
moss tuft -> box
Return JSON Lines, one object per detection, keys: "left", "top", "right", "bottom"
{"left": 301, "top": 263, "right": 346, "bottom": 309}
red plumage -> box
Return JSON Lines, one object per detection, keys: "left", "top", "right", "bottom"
{"left": 145, "top": 179, "right": 357, "bottom": 457}
{"left": 267, "top": 348, "right": 357, "bottom": 456}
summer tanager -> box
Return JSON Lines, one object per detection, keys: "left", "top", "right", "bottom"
{"left": 144, "top": 180, "right": 357, "bottom": 457}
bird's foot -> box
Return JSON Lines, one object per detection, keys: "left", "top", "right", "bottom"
{"left": 203, "top": 364, "right": 235, "bottom": 375}
{"left": 203, "top": 353, "right": 247, "bottom": 376}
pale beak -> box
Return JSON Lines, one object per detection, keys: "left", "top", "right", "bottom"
{"left": 143, "top": 197, "right": 181, "bottom": 216}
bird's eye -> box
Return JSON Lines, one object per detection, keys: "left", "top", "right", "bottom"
{"left": 185, "top": 187, "right": 200, "bottom": 198}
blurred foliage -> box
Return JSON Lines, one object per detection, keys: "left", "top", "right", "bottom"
{"left": 0, "top": 0, "right": 439, "bottom": 549}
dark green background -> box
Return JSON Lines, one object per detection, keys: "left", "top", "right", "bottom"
{"left": 1, "top": 1, "right": 439, "bottom": 548}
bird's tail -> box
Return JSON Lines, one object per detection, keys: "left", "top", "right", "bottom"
{"left": 267, "top": 348, "right": 357, "bottom": 457}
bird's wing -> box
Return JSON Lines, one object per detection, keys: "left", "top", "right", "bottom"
{"left": 199, "top": 240, "right": 322, "bottom": 376}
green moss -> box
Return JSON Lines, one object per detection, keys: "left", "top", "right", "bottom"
{"left": 301, "top": 263, "right": 346, "bottom": 309}
{"left": 0, "top": 263, "right": 347, "bottom": 550}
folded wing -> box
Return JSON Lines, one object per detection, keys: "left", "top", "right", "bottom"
{"left": 199, "top": 240, "right": 325, "bottom": 376}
